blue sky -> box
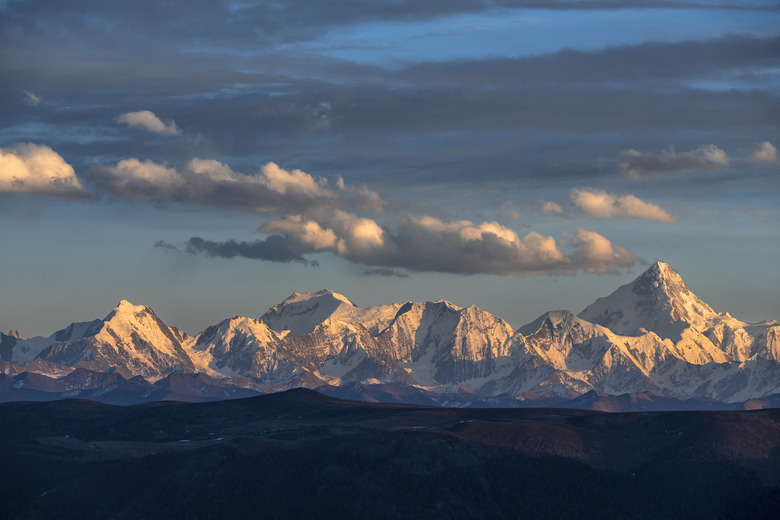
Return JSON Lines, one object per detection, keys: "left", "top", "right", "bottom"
{"left": 1, "top": 0, "right": 778, "bottom": 336}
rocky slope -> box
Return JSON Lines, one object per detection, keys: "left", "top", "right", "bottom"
{"left": 2, "top": 262, "right": 778, "bottom": 406}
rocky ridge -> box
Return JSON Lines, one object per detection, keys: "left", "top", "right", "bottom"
{"left": 2, "top": 262, "right": 778, "bottom": 406}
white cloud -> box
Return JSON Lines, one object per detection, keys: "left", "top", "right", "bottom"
{"left": 568, "top": 228, "right": 637, "bottom": 274}
{"left": 23, "top": 91, "right": 41, "bottom": 106}
{"left": 619, "top": 144, "right": 729, "bottom": 178}
{"left": 260, "top": 216, "right": 338, "bottom": 250}
{"left": 542, "top": 200, "right": 565, "bottom": 216}
{"left": 242, "top": 211, "right": 636, "bottom": 276}
{"left": 259, "top": 161, "right": 329, "bottom": 198}
{"left": 93, "top": 158, "right": 186, "bottom": 201}
{"left": 0, "top": 143, "right": 87, "bottom": 200}
{"left": 92, "top": 158, "right": 383, "bottom": 214}
{"left": 749, "top": 141, "right": 779, "bottom": 165}
{"left": 117, "top": 110, "right": 180, "bottom": 136}
{"left": 570, "top": 187, "right": 676, "bottom": 223}
{"left": 329, "top": 210, "right": 387, "bottom": 256}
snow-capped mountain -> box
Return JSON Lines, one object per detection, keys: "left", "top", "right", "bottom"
{"left": 11, "top": 300, "right": 195, "bottom": 380}
{"left": 579, "top": 261, "right": 780, "bottom": 363}
{"left": 260, "top": 290, "right": 401, "bottom": 335}
{"left": 579, "top": 261, "right": 720, "bottom": 339}
{"left": 2, "top": 262, "right": 778, "bottom": 407}
{"left": 189, "top": 315, "right": 297, "bottom": 382}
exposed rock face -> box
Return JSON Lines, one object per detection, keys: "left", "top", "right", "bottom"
{"left": 579, "top": 261, "right": 718, "bottom": 340}
{"left": 36, "top": 300, "right": 195, "bottom": 380}
{"left": 4, "top": 263, "right": 779, "bottom": 404}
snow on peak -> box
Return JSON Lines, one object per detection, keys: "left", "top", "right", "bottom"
{"left": 433, "top": 299, "right": 462, "bottom": 311}
{"left": 111, "top": 299, "right": 152, "bottom": 315}
{"left": 578, "top": 261, "right": 718, "bottom": 340}
{"left": 261, "top": 290, "right": 360, "bottom": 334}
{"left": 518, "top": 310, "right": 601, "bottom": 337}
{"left": 281, "top": 290, "right": 356, "bottom": 307}
{"left": 102, "top": 300, "right": 176, "bottom": 344}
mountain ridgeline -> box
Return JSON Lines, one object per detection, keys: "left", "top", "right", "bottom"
{"left": 1, "top": 262, "right": 778, "bottom": 408}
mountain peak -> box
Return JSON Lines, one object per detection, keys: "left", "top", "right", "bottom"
{"left": 114, "top": 299, "right": 148, "bottom": 311}
{"left": 518, "top": 310, "right": 601, "bottom": 337}
{"left": 578, "top": 261, "right": 717, "bottom": 340}
{"left": 281, "top": 290, "right": 356, "bottom": 307}
{"left": 261, "top": 290, "right": 359, "bottom": 334}
{"left": 104, "top": 300, "right": 158, "bottom": 324}
{"left": 644, "top": 260, "right": 677, "bottom": 282}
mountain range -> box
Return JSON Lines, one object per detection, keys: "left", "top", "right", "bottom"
{"left": 1, "top": 261, "right": 778, "bottom": 409}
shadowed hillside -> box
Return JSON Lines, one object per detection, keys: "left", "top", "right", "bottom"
{"left": 1, "top": 389, "right": 778, "bottom": 519}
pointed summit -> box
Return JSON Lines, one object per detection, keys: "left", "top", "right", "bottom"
{"left": 103, "top": 300, "right": 163, "bottom": 331}
{"left": 578, "top": 261, "right": 718, "bottom": 341}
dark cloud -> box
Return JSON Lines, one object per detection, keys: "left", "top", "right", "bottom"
{"left": 619, "top": 144, "right": 730, "bottom": 178}
{"left": 1, "top": 1, "right": 777, "bottom": 208}
{"left": 399, "top": 34, "right": 780, "bottom": 86}
{"left": 152, "top": 240, "right": 180, "bottom": 253}
{"left": 157, "top": 236, "right": 318, "bottom": 267}
{"left": 361, "top": 267, "right": 410, "bottom": 278}
{"left": 3, "top": 1, "right": 767, "bottom": 54}
{"left": 2, "top": 10, "right": 777, "bottom": 195}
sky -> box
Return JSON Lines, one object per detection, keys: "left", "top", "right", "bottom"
{"left": 1, "top": 0, "right": 778, "bottom": 337}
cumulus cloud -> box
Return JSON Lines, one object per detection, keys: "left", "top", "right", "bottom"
{"left": 117, "top": 110, "right": 180, "bottom": 136}
{"left": 0, "top": 143, "right": 88, "bottom": 200}
{"left": 23, "top": 91, "right": 41, "bottom": 106}
{"left": 570, "top": 187, "right": 676, "bottom": 223}
{"left": 567, "top": 229, "right": 637, "bottom": 274}
{"left": 91, "top": 158, "right": 384, "bottom": 214}
{"left": 180, "top": 211, "right": 638, "bottom": 276}
{"left": 749, "top": 141, "right": 779, "bottom": 165}
{"left": 542, "top": 200, "right": 565, "bottom": 216}
{"left": 619, "top": 144, "right": 729, "bottom": 178}
{"left": 92, "top": 158, "right": 186, "bottom": 200}
{"left": 259, "top": 216, "right": 338, "bottom": 250}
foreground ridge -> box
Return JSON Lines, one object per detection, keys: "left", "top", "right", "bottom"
{"left": 2, "top": 390, "right": 778, "bottom": 519}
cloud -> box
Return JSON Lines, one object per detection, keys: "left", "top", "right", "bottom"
{"left": 401, "top": 34, "right": 780, "bottom": 87}
{"left": 619, "top": 144, "right": 729, "bottom": 178}
{"left": 92, "top": 158, "right": 187, "bottom": 200}
{"left": 153, "top": 240, "right": 181, "bottom": 253}
{"left": 570, "top": 187, "right": 676, "bottom": 223}
{"left": 567, "top": 229, "right": 638, "bottom": 275}
{"left": 259, "top": 216, "right": 338, "bottom": 250}
{"left": 23, "top": 91, "right": 41, "bottom": 106}
{"left": 307, "top": 101, "right": 333, "bottom": 130}
{"left": 0, "top": 143, "right": 88, "bottom": 200}
{"left": 749, "top": 141, "right": 779, "bottom": 165}
{"left": 117, "top": 110, "right": 180, "bottom": 136}
{"left": 181, "top": 212, "right": 638, "bottom": 276}
{"left": 542, "top": 201, "right": 565, "bottom": 216}
{"left": 158, "top": 236, "right": 318, "bottom": 266}
{"left": 361, "top": 267, "right": 409, "bottom": 278}
{"left": 91, "top": 158, "right": 384, "bottom": 214}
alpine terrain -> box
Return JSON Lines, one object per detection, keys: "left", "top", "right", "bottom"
{"left": 1, "top": 262, "right": 778, "bottom": 408}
